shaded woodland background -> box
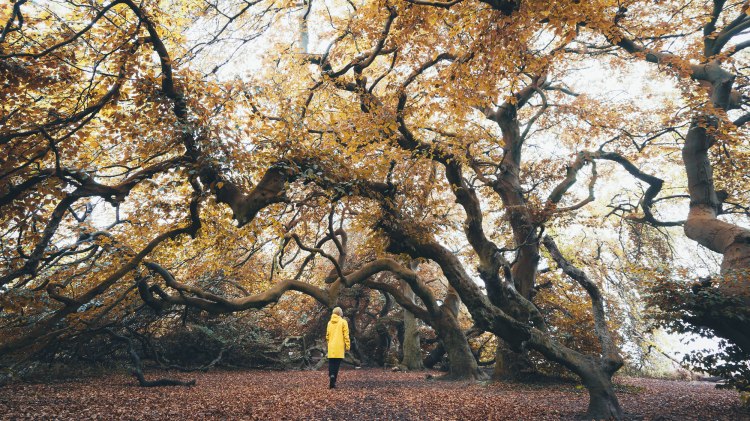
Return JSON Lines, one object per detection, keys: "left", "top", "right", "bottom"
{"left": 1, "top": 0, "right": 750, "bottom": 419}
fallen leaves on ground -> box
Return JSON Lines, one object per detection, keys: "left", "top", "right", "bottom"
{"left": 0, "top": 369, "right": 747, "bottom": 420}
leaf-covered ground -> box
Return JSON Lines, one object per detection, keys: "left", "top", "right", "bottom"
{"left": 0, "top": 368, "right": 747, "bottom": 420}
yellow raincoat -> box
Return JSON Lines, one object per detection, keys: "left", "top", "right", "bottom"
{"left": 326, "top": 313, "right": 350, "bottom": 358}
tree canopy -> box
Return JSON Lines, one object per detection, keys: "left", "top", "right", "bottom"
{"left": 2, "top": 0, "right": 749, "bottom": 418}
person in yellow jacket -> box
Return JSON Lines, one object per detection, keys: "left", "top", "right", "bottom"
{"left": 326, "top": 307, "right": 350, "bottom": 388}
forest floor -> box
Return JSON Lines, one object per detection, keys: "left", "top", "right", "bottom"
{"left": 0, "top": 368, "right": 747, "bottom": 420}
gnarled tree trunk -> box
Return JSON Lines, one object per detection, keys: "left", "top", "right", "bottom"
{"left": 680, "top": 63, "right": 750, "bottom": 353}
{"left": 383, "top": 218, "right": 623, "bottom": 418}
{"left": 433, "top": 287, "right": 487, "bottom": 380}
{"left": 612, "top": 27, "right": 750, "bottom": 356}
{"left": 579, "top": 361, "right": 623, "bottom": 419}
{"left": 493, "top": 343, "right": 534, "bottom": 380}
{"left": 400, "top": 278, "right": 424, "bottom": 370}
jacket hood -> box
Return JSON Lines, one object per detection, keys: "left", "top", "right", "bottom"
{"left": 330, "top": 314, "right": 343, "bottom": 323}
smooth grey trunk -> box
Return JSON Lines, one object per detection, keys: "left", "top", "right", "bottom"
{"left": 677, "top": 64, "right": 750, "bottom": 353}
{"left": 493, "top": 245, "right": 537, "bottom": 380}
{"left": 351, "top": 262, "right": 481, "bottom": 379}
{"left": 436, "top": 286, "right": 487, "bottom": 380}
{"left": 435, "top": 307, "right": 487, "bottom": 380}
{"left": 484, "top": 92, "right": 543, "bottom": 381}
{"left": 400, "top": 278, "right": 424, "bottom": 370}
{"left": 581, "top": 366, "right": 624, "bottom": 420}
{"left": 612, "top": 31, "right": 750, "bottom": 352}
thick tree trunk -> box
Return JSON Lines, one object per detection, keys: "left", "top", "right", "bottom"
{"left": 374, "top": 317, "right": 400, "bottom": 366}
{"left": 487, "top": 105, "right": 542, "bottom": 380}
{"left": 434, "top": 287, "right": 487, "bottom": 380}
{"left": 681, "top": 83, "right": 750, "bottom": 352}
{"left": 683, "top": 118, "right": 750, "bottom": 297}
{"left": 581, "top": 367, "right": 624, "bottom": 420}
{"left": 375, "top": 324, "right": 391, "bottom": 367}
{"left": 493, "top": 234, "right": 539, "bottom": 380}
{"left": 487, "top": 243, "right": 538, "bottom": 380}
{"left": 345, "top": 311, "right": 367, "bottom": 364}
{"left": 400, "top": 280, "right": 424, "bottom": 370}
{"left": 435, "top": 308, "right": 487, "bottom": 380}
{"left": 373, "top": 291, "right": 393, "bottom": 366}
{"left": 383, "top": 221, "right": 624, "bottom": 417}
{"left": 492, "top": 342, "right": 534, "bottom": 380}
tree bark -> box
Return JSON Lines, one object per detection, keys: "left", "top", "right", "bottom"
{"left": 612, "top": 32, "right": 750, "bottom": 355}
{"left": 353, "top": 260, "right": 484, "bottom": 380}
{"left": 434, "top": 307, "right": 487, "bottom": 380}
{"left": 434, "top": 287, "right": 487, "bottom": 380}
{"left": 374, "top": 291, "right": 393, "bottom": 366}
{"left": 580, "top": 364, "right": 624, "bottom": 420}
{"left": 383, "top": 220, "right": 623, "bottom": 418}
{"left": 682, "top": 117, "right": 750, "bottom": 352}
{"left": 677, "top": 65, "right": 750, "bottom": 353}
{"left": 400, "top": 278, "right": 424, "bottom": 370}
{"left": 492, "top": 342, "right": 534, "bottom": 380}
{"left": 683, "top": 116, "right": 750, "bottom": 295}
{"left": 485, "top": 92, "right": 544, "bottom": 380}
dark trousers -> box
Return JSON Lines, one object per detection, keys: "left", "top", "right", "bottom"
{"left": 328, "top": 358, "right": 342, "bottom": 387}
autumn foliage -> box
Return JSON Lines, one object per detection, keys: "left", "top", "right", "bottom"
{"left": 2, "top": 0, "right": 750, "bottom": 418}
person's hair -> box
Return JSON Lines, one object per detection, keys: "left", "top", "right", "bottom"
{"left": 332, "top": 307, "right": 343, "bottom": 316}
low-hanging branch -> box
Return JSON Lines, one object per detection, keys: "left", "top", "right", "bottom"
{"left": 138, "top": 261, "right": 332, "bottom": 313}
{"left": 106, "top": 329, "right": 196, "bottom": 387}
{"left": 0, "top": 156, "right": 190, "bottom": 287}
{"left": 0, "top": 189, "right": 203, "bottom": 354}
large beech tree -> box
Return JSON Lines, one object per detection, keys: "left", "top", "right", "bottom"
{"left": 2, "top": 0, "right": 749, "bottom": 419}
{"left": 599, "top": 0, "right": 750, "bottom": 353}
